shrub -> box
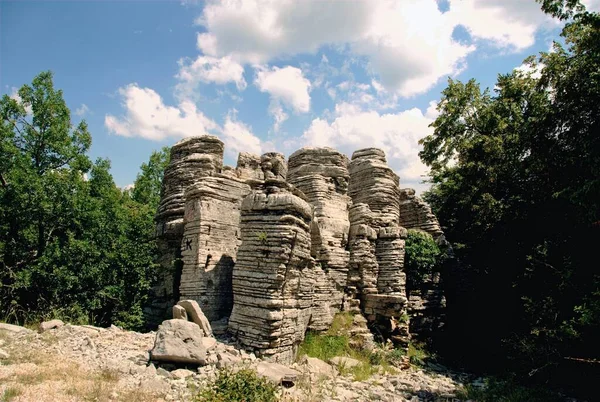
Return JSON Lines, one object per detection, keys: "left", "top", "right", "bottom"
{"left": 457, "top": 377, "right": 562, "bottom": 402}
{"left": 194, "top": 369, "right": 278, "bottom": 402}
{"left": 404, "top": 229, "right": 443, "bottom": 289}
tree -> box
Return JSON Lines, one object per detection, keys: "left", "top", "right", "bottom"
{"left": 419, "top": 1, "right": 599, "bottom": 388}
{"left": 131, "top": 147, "right": 170, "bottom": 209}
{"left": 1, "top": 72, "right": 163, "bottom": 330}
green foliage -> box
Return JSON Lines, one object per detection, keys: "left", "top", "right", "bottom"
{"left": 419, "top": 3, "right": 600, "bottom": 389}
{"left": 0, "top": 71, "right": 165, "bottom": 330}
{"left": 131, "top": 147, "right": 170, "bottom": 209}
{"left": 298, "top": 332, "right": 350, "bottom": 361}
{"left": 457, "top": 377, "right": 562, "bottom": 402}
{"left": 193, "top": 368, "right": 278, "bottom": 402}
{"left": 404, "top": 229, "right": 443, "bottom": 289}
{"left": 256, "top": 231, "right": 268, "bottom": 243}
{"left": 408, "top": 343, "right": 428, "bottom": 367}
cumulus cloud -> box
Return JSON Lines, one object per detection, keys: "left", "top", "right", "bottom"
{"left": 254, "top": 65, "right": 311, "bottom": 131}
{"left": 9, "top": 87, "right": 32, "bottom": 115}
{"left": 176, "top": 55, "right": 246, "bottom": 100}
{"left": 105, "top": 84, "right": 263, "bottom": 157}
{"left": 74, "top": 104, "right": 90, "bottom": 117}
{"left": 105, "top": 84, "right": 218, "bottom": 140}
{"left": 221, "top": 111, "right": 263, "bottom": 157}
{"left": 301, "top": 103, "right": 435, "bottom": 193}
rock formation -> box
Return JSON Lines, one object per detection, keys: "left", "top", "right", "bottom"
{"left": 399, "top": 188, "right": 447, "bottom": 339}
{"left": 228, "top": 178, "right": 314, "bottom": 363}
{"left": 151, "top": 135, "right": 447, "bottom": 362}
{"left": 146, "top": 136, "right": 225, "bottom": 327}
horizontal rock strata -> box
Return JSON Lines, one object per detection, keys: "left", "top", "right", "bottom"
{"left": 228, "top": 180, "right": 314, "bottom": 364}
{"left": 179, "top": 175, "right": 251, "bottom": 321}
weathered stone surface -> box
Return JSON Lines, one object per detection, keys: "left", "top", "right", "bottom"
{"left": 177, "top": 300, "right": 213, "bottom": 337}
{"left": 179, "top": 176, "right": 251, "bottom": 321}
{"left": 228, "top": 179, "right": 314, "bottom": 364}
{"left": 0, "top": 323, "right": 33, "bottom": 334}
{"left": 300, "top": 356, "right": 336, "bottom": 377}
{"left": 330, "top": 356, "right": 362, "bottom": 368}
{"left": 148, "top": 136, "right": 225, "bottom": 328}
{"left": 399, "top": 188, "right": 443, "bottom": 239}
{"left": 150, "top": 319, "right": 207, "bottom": 365}
{"left": 260, "top": 152, "right": 287, "bottom": 180}
{"left": 236, "top": 152, "right": 264, "bottom": 181}
{"left": 39, "top": 319, "right": 65, "bottom": 332}
{"left": 399, "top": 188, "right": 447, "bottom": 340}
{"left": 288, "top": 147, "right": 351, "bottom": 331}
{"left": 172, "top": 305, "right": 188, "bottom": 320}
{"left": 347, "top": 148, "right": 409, "bottom": 347}
{"left": 256, "top": 361, "right": 300, "bottom": 385}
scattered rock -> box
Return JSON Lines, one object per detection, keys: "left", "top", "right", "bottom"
{"left": 177, "top": 300, "right": 213, "bottom": 337}
{"left": 170, "top": 368, "right": 194, "bottom": 379}
{"left": 150, "top": 319, "right": 207, "bottom": 365}
{"left": 256, "top": 361, "right": 300, "bottom": 386}
{"left": 0, "top": 348, "right": 9, "bottom": 359}
{"left": 330, "top": 356, "right": 362, "bottom": 369}
{"left": 39, "top": 319, "right": 65, "bottom": 332}
{"left": 300, "top": 356, "right": 336, "bottom": 377}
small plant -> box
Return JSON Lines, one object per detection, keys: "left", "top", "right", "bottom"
{"left": 194, "top": 368, "right": 278, "bottom": 402}
{"left": 298, "top": 332, "right": 350, "bottom": 361}
{"left": 1, "top": 387, "right": 22, "bottom": 402}
{"left": 256, "top": 232, "right": 268, "bottom": 243}
{"left": 408, "top": 343, "right": 427, "bottom": 366}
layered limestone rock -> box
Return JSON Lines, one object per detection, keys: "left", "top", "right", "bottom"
{"left": 347, "top": 148, "right": 409, "bottom": 346}
{"left": 399, "top": 189, "right": 443, "bottom": 239}
{"left": 260, "top": 152, "right": 287, "bottom": 180}
{"left": 287, "top": 148, "right": 351, "bottom": 331}
{"left": 236, "top": 152, "right": 264, "bottom": 181}
{"left": 399, "top": 189, "right": 447, "bottom": 339}
{"left": 179, "top": 175, "right": 251, "bottom": 321}
{"left": 228, "top": 179, "right": 314, "bottom": 364}
{"left": 147, "top": 136, "right": 224, "bottom": 328}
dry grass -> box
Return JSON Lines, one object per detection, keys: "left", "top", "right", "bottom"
{"left": 0, "top": 333, "right": 162, "bottom": 402}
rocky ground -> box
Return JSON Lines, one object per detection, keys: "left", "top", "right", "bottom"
{"left": 0, "top": 322, "right": 470, "bottom": 402}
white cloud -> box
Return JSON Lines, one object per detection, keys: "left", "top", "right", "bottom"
{"left": 301, "top": 103, "right": 435, "bottom": 193}
{"left": 515, "top": 62, "right": 543, "bottom": 79}
{"left": 105, "top": 84, "right": 218, "bottom": 140}
{"left": 221, "top": 112, "right": 263, "bottom": 157}
{"left": 105, "top": 84, "right": 264, "bottom": 158}
{"left": 255, "top": 65, "right": 311, "bottom": 113}
{"left": 74, "top": 103, "right": 89, "bottom": 117}
{"left": 194, "top": 0, "right": 474, "bottom": 97}
{"left": 425, "top": 100, "right": 440, "bottom": 120}
{"left": 176, "top": 55, "right": 246, "bottom": 100}
{"left": 254, "top": 65, "right": 311, "bottom": 131}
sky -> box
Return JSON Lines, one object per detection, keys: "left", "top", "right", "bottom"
{"left": 2, "top": 0, "right": 598, "bottom": 193}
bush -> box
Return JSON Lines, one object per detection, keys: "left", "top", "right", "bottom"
{"left": 194, "top": 369, "right": 278, "bottom": 402}
{"left": 404, "top": 229, "right": 443, "bottom": 289}
{"left": 457, "top": 377, "right": 562, "bottom": 402}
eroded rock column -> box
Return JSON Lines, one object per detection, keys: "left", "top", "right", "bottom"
{"left": 288, "top": 147, "right": 351, "bottom": 331}
{"left": 179, "top": 175, "right": 251, "bottom": 322}
{"left": 347, "top": 148, "right": 409, "bottom": 346}
{"left": 228, "top": 179, "right": 314, "bottom": 364}
{"left": 146, "top": 136, "right": 224, "bottom": 327}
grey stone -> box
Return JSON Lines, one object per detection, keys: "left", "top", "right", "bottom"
{"left": 0, "top": 348, "right": 9, "bottom": 359}
{"left": 330, "top": 356, "right": 362, "bottom": 368}
{"left": 171, "top": 368, "right": 194, "bottom": 379}
{"left": 0, "top": 323, "right": 33, "bottom": 334}
{"left": 256, "top": 361, "right": 300, "bottom": 385}
{"left": 172, "top": 305, "right": 188, "bottom": 320}
{"left": 150, "top": 319, "right": 207, "bottom": 365}
{"left": 177, "top": 300, "right": 212, "bottom": 337}
{"left": 39, "top": 319, "right": 65, "bottom": 332}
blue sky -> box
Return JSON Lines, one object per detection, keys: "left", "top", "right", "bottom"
{"left": 2, "top": 0, "right": 597, "bottom": 192}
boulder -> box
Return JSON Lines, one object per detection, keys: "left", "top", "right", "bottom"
{"left": 172, "top": 305, "right": 188, "bottom": 320}
{"left": 330, "top": 356, "right": 362, "bottom": 368}
{"left": 256, "top": 361, "right": 300, "bottom": 386}
{"left": 0, "top": 348, "right": 9, "bottom": 359}
{"left": 177, "top": 300, "right": 213, "bottom": 337}
{"left": 39, "top": 319, "right": 65, "bottom": 332}
{"left": 300, "top": 356, "right": 336, "bottom": 377}
{"left": 0, "top": 323, "right": 33, "bottom": 334}
{"left": 150, "top": 319, "right": 207, "bottom": 365}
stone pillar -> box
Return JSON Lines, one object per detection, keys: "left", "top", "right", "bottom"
{"left": 236, "top": 152, "right": 264, "bottom": 181}
{"left": 287, "top": 147, "right": 351, "bottom": 330}
{"left": 146, "top": 136, "right": 224, "bottom": 328}
{"left": 347, "top": 148, "right": 409, "bottom": 347}
{"left": 399, "top": 188, "right": 447, "bottom": 339}
{"left": 228, "top": 179, "right": 314, "bottom": 364}
{"left": 179, "top": 175, "right": 251, "bottom": 322}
